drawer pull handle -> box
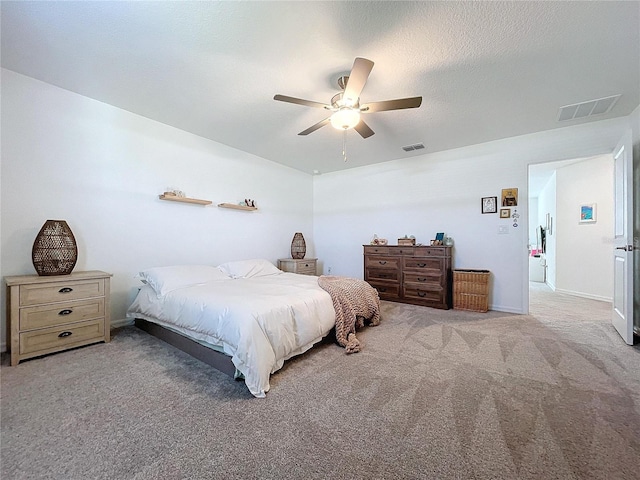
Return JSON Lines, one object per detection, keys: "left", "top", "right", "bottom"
{"left": 59, "top": 287, "right": 73, "bottom": 294}
{"left": 417, "top": 291, "right": 427, "bottom": 297}
{"left": 58, "top": 331, "right": 73, "bottom": 338}
{"left": 379, "top": 261, "right": 387, "bottom": 265}
{"left": 417, "top": 263, "right": 427, "bottom": 268}
{"left": 304, "top": 264, "right": 309, "bottom": 267}
{"left": 58, "top": 309, "right": 73, "bottom": 316}
{"left": 418, "top": 277, "right": 427, "bottom": 282}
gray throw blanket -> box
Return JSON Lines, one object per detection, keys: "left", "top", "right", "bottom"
{"left": 318, "top": 275, "right": 381, "bottom": 353}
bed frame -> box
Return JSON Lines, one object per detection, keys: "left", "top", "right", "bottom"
{"left": 134, "top": 318, "right": 237, "bottom": 378}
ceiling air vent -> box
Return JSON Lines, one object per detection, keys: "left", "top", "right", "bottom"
{"left": 402, "top": 143, "right": 425, "bottom": 152}
{"left": 557, "top": 94, "right": 621, "bottom": 122}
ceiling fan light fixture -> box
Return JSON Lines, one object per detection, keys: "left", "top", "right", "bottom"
{"left": 330, "top": 107, "right": 360, "bottom": 130}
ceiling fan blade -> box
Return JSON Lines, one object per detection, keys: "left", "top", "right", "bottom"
{"left": 342, "top": 57, "right": 374, "bottom": 106}
{"left": 274, "top": 94, "right": 331, "bottom": 109}
{"left": 298, "top": 117, "right": 331, "bottom": 136}
{"left": 360, "top": 96, "right": 422, "bottom": 113}
{"left": 354, "top": 119, "right": 375, "bottom": 139}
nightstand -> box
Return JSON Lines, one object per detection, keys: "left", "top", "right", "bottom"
{"left": 277, "top": 258, "right": 318, "bottom": 276}
{"left": 5, "top": 270, "right": 112, "bottom": 366}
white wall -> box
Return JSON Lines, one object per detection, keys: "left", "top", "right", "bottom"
{"left": 632, "top": 104, "right": 640, "bottom": 332}
{"left": 313, "top": 117, "right": 631, "bottom": 314}
{"left": 555, "top": 155, "right": 613, "bottom": 301}
{"left": 0, "top": 70, "right": 315, "bottom": 348}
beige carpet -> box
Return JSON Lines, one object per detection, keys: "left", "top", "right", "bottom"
{"left": 1, "top": 287, "right": 639, "bottom": 479}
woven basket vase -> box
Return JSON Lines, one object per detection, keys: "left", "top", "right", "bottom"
{"left": 32, "top": 220, "right": 78, "bottom": 276}
{"left": 290, "top": 232, "right": 306, "bottom": 259}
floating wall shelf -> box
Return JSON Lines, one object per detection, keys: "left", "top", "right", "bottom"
{"left": 218, "top": 203, "right": 258, "bottom": 211}
{"left": 159, "top": 195, "right": 212, "bottom": 206}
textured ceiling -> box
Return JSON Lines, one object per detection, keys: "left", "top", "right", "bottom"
{"left": 2, "top": 1, "right": 639, "bottom": 174}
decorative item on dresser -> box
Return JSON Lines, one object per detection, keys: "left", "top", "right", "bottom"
{"left": 277, "top": 258, "right": 317, "bottom": 276}
{"left": 290, "top": 232, "right": 306, "bottom": 259}
{"left": 363, "top": 245, "right": 452, "bottom": 309}
{"left": 5, "top": 270, "right": 112, "bottom": 366}
{"left": 32, "top": 219, "right": 78, "bottom": 276}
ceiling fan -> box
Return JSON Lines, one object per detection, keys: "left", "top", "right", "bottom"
{"left": 274, "top": 57, "right": 422, "bottom": 139}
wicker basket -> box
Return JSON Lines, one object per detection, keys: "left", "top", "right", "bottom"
{"left": 453, "top": 269, "right": 490, "bottom": 312}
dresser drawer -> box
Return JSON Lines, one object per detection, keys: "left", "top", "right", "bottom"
{"left": 366, "top": 281, "right": 400, "bottom": 299}
{"left": 19, "top": 318, "right": 105, "bottom": 355}
{"left": 414, "top": 247, "right": 449, "bottom": 257}
{"left": 404, "top": 272, "right": 442, "bottom": 284}
{"left": 366, "top": 268, "right": 399, "bottom": 282}
{"left": 365, "top": 256, "right": 400, "bottom": 270}
{"left": 19, "top": 278, "right": 105, "bottom": 306}
{"left": 388, "top": 247, "right": 415, "bottom": 256}
{"left": 403, "top": 257, "right": 444, "bottom": 272}
{"left": 20, "top": 298, "right": 105, "bottom": 331}
{"left": 403, "top": 285, "right": 443, "bottom": 303}
{"left": 363, "top": 246, "right": 390, "bottom": 255}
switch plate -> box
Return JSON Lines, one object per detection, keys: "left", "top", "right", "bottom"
{"left": 498, "top": 225, "right": 509, "bottom": 234}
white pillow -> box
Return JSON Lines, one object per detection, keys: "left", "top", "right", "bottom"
{"left": 138, "top": 265, "right": 231, "bottom": 296}
{"left": 217, "top": 259, "right": 282, "bottom": 278}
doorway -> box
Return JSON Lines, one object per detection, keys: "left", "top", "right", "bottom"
{"left": 527, "top": 154, "right": 614, "bottom": 316}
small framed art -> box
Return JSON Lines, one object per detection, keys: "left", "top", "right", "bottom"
{"left": 500, "top": 208, "right": 510, "bottom": 218}
{"left": 580, "top": 203, "right": 596, "bottom": 223}
{"left": 482, "top": 196, "right": 497, "bottom": 214}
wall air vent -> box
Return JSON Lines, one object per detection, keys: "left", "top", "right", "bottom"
{"left": 557, "top": 94, "right": 621, "bottom": 122}
{"left": 402, "top": 143, "right": 425, "bottom": 152}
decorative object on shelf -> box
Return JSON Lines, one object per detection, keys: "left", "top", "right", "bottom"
{"left": 430, "top": 232, "right": 445, "bottom": 246}
{"left": 159, "top": 194, "right": 211, "bottom": 205}
{"left": 444, "top": 236, "right": 454, "bottom": 246}
{"left": 291, "top": 232, "right": 306, "bottom": 259}
{"left": 500, "top": 208, "right": 510, "bottom": 218}
{"left": 218, "top": 203, "right": 257, "bottom": 211}
{"left": 242, "top": 199, "right": 256, "bottom": 208}
{"left": 481, "top": 196, "right": 497, "bottom": 214}
{"left": 32, "top": 220, "right": 78, "bottom": 276}
{"left": 397, "top": 235, "right": 416, "bottom": 246}
{"left": 579, "top": 203, "right": 596, "bottom": 223}
{"left": 164, "top": 188, "right": 185, "bottom": 198}
{"left": 370, "top": 234, "right": 388, "bottom": 245}
{"left": 501, "top": 188, "right": 518, "bottom": 206}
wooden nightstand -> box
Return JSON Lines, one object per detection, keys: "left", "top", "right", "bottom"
{"left": 5, "top": 270, "right": 112, "bottom": 366}
{"left": 277, "top": 258, "right": 318, "bottom": 276}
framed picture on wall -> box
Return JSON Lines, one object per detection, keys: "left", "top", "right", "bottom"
{"left": 580, "top": 203, "right": 596, "bottom": 223}
{"left": 500, "top": 208, "right": 510, "bottom": 218}
{"left": 481, "top": 196, "right": 497, "bottom": 214}
{"left": 501, "top": 188, "right": 518, "bottom": 206}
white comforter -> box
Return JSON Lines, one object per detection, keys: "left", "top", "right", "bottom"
{"left": 126, "top": 272, "right": 335, "bottom": 397}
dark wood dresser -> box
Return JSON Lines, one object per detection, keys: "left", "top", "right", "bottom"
{"left": 364, "top": 245, "right": 452, "bottom": 309}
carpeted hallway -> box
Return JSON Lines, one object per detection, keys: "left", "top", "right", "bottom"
{"left": 2, "top": 288, "right": 639, "bottom": 479}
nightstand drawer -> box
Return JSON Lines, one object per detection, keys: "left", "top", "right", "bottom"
{"left": 20, "top": 298, "right": 105, "bottom": 331}
{"left": 19, "top": 318, "right": 105, "bottom": 355}
{"left": 19, "top": 278, "right": 105, "bottom": 306}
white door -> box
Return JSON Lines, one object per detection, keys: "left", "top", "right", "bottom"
{"left": 612, "top": 131, "right": 634, "bottom": 345}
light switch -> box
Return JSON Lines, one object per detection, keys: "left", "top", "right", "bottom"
{"left": 498, "top": 225, "right": 509, "bottom": 234}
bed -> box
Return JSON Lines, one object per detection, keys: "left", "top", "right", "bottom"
{"left": 126, "top": 260, "right": 337, "bottom": 397}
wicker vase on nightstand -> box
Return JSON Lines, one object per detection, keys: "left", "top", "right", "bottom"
{"left": 290, "top": 232, "right": 306, "bottom": 259}
{"left": 32, "top": 220, "right": 78, "bottom": 276}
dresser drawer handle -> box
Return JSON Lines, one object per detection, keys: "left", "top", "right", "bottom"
{"left": 58, "top": 309, "right": 73, "bottom": 316}
{"left": 58, "top": 331, "right": 73, "bottom": 338}
{"left": 418, "top": 277, "right": 427, "bottom": 282}
{"left": 417, "top": 291, "right": 427, "bottom": 297}
{"left": 58, "top": 287, "right": 73, "bottom": 294}
{"left": 378, "top": 261, "right": 387, "bottom": 265}
{"left": 417, "top": 263, "right": 427, "bottom": 268}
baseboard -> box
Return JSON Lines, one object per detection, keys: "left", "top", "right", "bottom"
{"left": 488, "top": 304, "right": 524, "bottom": 314}
{"left": 554, "top": 288, "right": 612, "bottom": 303}
{"left": 111, "top": 318, "right": 134, "bottom": 328}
